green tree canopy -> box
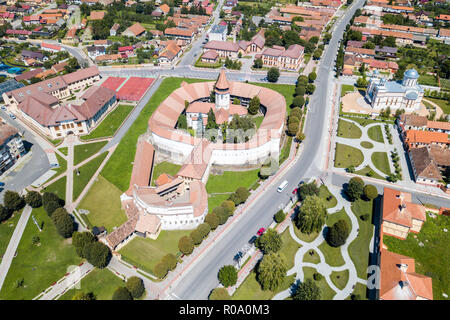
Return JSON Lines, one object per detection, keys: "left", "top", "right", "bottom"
{"left": 295, "top": 195, "right": 327, "bottom": 234}
{"left": 3, "top": 190, "right": 25, "bottom": 212}
{"left": 218, "top": 265, "right": 238, "bottom": 287}
{"left": 112, "top": 287, "right": 133, "bottom": 300}
{"left": 51, "top": 207, "right": 74, "bottom": 238}
{"left": 178, "top": 236, "right": 194, "bottom": 255}
{"left": 267, "top": 67, "right": 280, "bottom": 82}
{"left": 257, "top": 252, "right": 287, "bottom": 291}
{"left": 126, "top": 276, "right": 145, "bottom": 299}
{"left": 248, "top": 96, "right": 260, "bottom": 115}
{"left": 292, "top": 278, "right": 321, "bottom": 300}
{"left": 326, "top": 219, "right": 350, "bottom": 247}
{"left": 255, "top": 228, "right": 282, "bottom": 254}
{"left": 24, "top": 191, "right": 42, "bottom": 208}
{"left": 347, "top": 177, "right": 364, "bottom": 201}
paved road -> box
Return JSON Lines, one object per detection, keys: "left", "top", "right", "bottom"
{"left": 0, "top": 205, "right": 32, "bottom": 292}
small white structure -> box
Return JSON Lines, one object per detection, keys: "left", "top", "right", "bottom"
{"left": 208, "top": 25, "right": 227, "bottom": 41}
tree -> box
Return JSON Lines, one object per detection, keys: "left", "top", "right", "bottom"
{"left": 296, "top": 131, "right": 305, "bottom": 142}
{"left": 43, "top": 192, "right": 63, "bottom": 216}
{"left": 25, "top": 191, "right": 42, "bottom": 208}
{"left": 347, "top": 177, "right": 364, "bottom": 201}
{"left": 288, "top": 121, "right": 299, "bottom": 136}
{"left": 3, "top": 190, "right": 25, "bottom": 212}
{"left": 274, "top": 210, "right": 286, "bottom": 223}
{"left": 154, "top": 261, "right": 168, "bottom": 279}
{"left": 177, "top": 114, "right": 187, "bottom": 129}
{"left": 363, "top": 185, "right": 378, "bottom": 201}
{"left": 356, "top": 77, "right": 368, "bottom": 88}
{"left": 112, "top": 287, "right": 133, "bottom": 300}
{"left": 295, "top": 86, "right": 306, "bottom": 97}
{"left": 44, "top": 201, "right": 61, "bottom": 217}
{"left": 197, "top": 223, "right": 211, "bottom": 238}
{"left": 267, "top": 67, "right": 280, "bottom": 83}
{"left": 72, "top": 292, "right": 96, "bottom": 300}
{"left": 86, "top": 242, "right": 111, "bottom": 268}
{"left": 51, "top": 207, "right": 74, "bottom": 238}
{"left": 293, "top": 95, "right": 305, "bottom": 108}
{"left": 72, "top": 231, "right": 95, "bottom": 259}
{"left": 218, "top": 265, "right": 237, "bottom": 287}
{"left": 292, "top": 279, "right": 321, "bottom": 300}
{"left": 313, "top": 49, "right": 322, "bottom": 60}
{"left": 178, "top": 236, "right": 194, "bottom": 255}
{"left": 306, "top": 83, "right": 315, "bottom": 94}
{"left": 255, "top": 228, "right": 282, "bottom": 254}
{"left": 126, "top": 276, "right": 145, "bottom": 299}
{"left": 162, "top": 253, "right": 177, "bottom": 271}
{"left": 298, "top": 182, "right": 319, "bottom": 201}
{"left": 190, "top": 228, "right": 203, "bottom": 245}
{"left": 297, "top": 75, "right": 308, "bottom": 86}
{"left": 290, "top": 107, "right": 302, "bottom": 119}
{"left": 257, "top": 252, "right": 287, "bottom": 291}
{"left": 313, "top": 272, "right": 323, "bottom": 281}
{"left": 0, "top": 205, "right": 11, "bottom": 223}
{"left": 205, "top": 212, "right": 219, "bottom": 230}
{"left": 230, "top": 187, "right": 250, "bottom": 205}
{"left": 248, "top": 96, "right": 260, "bottom": 115}
{"left": 221, "top": 200, "right": 235, "bottom": 215}
{"left": 214, "top": 206, "right": 229, "bottom": 225}
{"left": 326, "top": 219, "right": 350, "bottom": 247}
{"left": 253, "top": 58, "right": 263, "bottom": 69}
{"left": 308, "top": 72, "right": 317, "bottom": 82}
{"left": 295, "top": 195, "right": 327, "bottom": 234}
{"left": 387, "top": 173, "right": 398, "bottom": 183}
{"left": 42, "top": 192, "right": 61, "bottom": 206}
{"left": 209, "top": 287, "right": 231, "bottom": 300}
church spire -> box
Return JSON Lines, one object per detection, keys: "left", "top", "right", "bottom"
{"left": 215, "top": 69, "right": 229, "bottom": 91}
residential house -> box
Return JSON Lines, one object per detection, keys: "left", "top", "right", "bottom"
{"left": 201, "top": 50, "right": 218, "bottom": 63}
{"left": 122, "top": 22, "right": 146, "bottom": 38}
{"left": 41, "top": 42, "right": 63, "bottom": 53}
{"left": 208, "top": 24, "right": 227, "bottom": 42}
{"left": 403, "top": 130, "right": 449, "bottom": 150}
{"left": 164, "top": 27, "right": 196, "bottom": 41}
{"left": 87, "top": 45, "right": 106, "bottom": 59}
{"left": 258, "top": 44, "right": 304, "bottom": 71}
{"left": 203, "top": 40, "right": 240, "bottom": 58}
{"left": 110, "top": 23, "right": 120, "bottom": 36}
{"left": 21, "top": 50, "right": 46, "bottom": 61}
{"left": 158, "top": 40, "right": 181, "bottom": 65}
{"left": 408, "top": 146, "right": 443, "bottom": 185}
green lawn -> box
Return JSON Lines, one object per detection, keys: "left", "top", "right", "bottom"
{"left": 80, "top": 104, "right": 134, "bottom": 140}
{"left": 341, "top": 116, "right": 391, "bottom": 127}
{"left": 293, "top": 226, "right": 319, "bottom": 243}
{"left": 371, "top": 152, "right": 391, "bottom": 176}
{"left": 250, "top": 82, "right": 295, "bottom": 113}
{"left": 74, "top": 141, "right": 108, "bottom": 166}
{"left": 43, "top": 176, "right": 66, "bottom": 201}
{"left": 232, "top": 272, "right": 295, "bottom": 300}
{"left": 151, "top": 161, "right": 182, "bottom": 186}
{"left": 73, "top": 152, "right": 108, "bottom": 201}
{"left": 208, "top": 194, "right": 231, "bottom": 212}
{"left": 279, "top": 228, "right": 302, "bottom": 270}
{"left": 254, "top": 116, "right": 264, "bottom": 129}
{"left": 360, "top": 141, "right": 373, "bottom": 149}
{"left": 78, "top": 175, "right": 128, "bottom": 233}
{"left": 367, "top": 125, "right": 384, "bottom": 143}
{"left": 337, "top": 119, "right": 362, "bottom": 139}
{"left": 341, "top": 84, "right": 354, "bottom": 97}
{"left": 59, "top": 268, "right": 125, "bottom": 300}
{"left": 206, "top": 169, "right": 259, "bottom": 194}
{"left": 119, "top": 229, "right": 193, "bottom": 275}
{"left": 383, "top": 214, "right": 449, "bottom": 300}
{"left": 0, "top": 207, "right": 82, "bottom": 300}
{"left": 348, "top": 199, "right": 374, "bottom": 279}
{"left": 330, "top": 270, "right": 349, "bottom": 290}
{"left": 101, "top": 77, "right": 210, "bottom": 192}
{"left": 318, "top": 185, "right": 337, "bottom": 209}
{"left": 354, "top": 165, "right": 386, "bottom": 180}
{"left": 303, "top": 249, "right": 320, "bottom": 264}
{"left": 425, "top": 98, "right": 450, "bottom": 115}
{"left": 334, "top": 143, "right": 364, "bottom": 168}
{"left": 0, "top": 210, "right": 22, "bottom": 262}
{"left": 318, "top": 239, "right": 345, "bottom": 267}
{"left": 346, "top": 282, "right": 368, "bottom": 300}
{"left": 303, "top": 267, "right": 336, "bottom": 300}
{"left": 58, "top": 147, "right": 68, "bottom": 156}
{"left": 279, "top": 136, "right": 293, "bottom": 165}
{"left": 52, "top": 153, "right": 67, "bottom": 176}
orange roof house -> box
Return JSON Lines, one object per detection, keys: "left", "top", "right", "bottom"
{"left": 89, "top": 11, "right": 105, "bottom": 20}
{"left": 122, "top": 22, "right": 146, "bottom": 37}
{"left": 159, "top": 3, "right": 170, "bottom": 15}
{"left": 404, "top": 130, "right": 449, "bottom": 149}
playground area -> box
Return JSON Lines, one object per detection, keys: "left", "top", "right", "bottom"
{"left": 100, "top": 77, "right": 127, "bottom": 92}
{"left": 0, "top": 63, "right": 25, "bottom": 75}
{"left": 116, "top": 77, "right": 154, "bottom": 101}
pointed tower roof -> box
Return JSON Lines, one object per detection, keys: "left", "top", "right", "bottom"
{"left": 216, "top": 69, "right": 229, "bottom": 90}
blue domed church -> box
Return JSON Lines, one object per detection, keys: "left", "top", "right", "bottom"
{"left": 366, "top": 69, "right": 424, "bottom": 112}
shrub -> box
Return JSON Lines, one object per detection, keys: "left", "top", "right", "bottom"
{"left": 290, "top": 107, "right": 302, "bottom": 119}
{"left": 3, "top": 191, "right": 25, "bottom": 212}
{"left": 295, "top": 86, "right": 306, "bottom": 97}
{"left": 25, "top": 191, "right": 42, "bottom": 208}
{"left": 326, "top": 219, "right": 350, "bottom": 247}
{"left": 85, "top": 242, "right": 111, "bottom": 268}
{"left": 178, "top": 236, "right": 194, "bottom": 255}
{"left": 112, "top": 287, "right": 133, "bottom": 300}
{"left": 218, "top": 265, "right": 237, "bottom": 287}
{"left": 154, "top": 261, "right": 169, "bottom": 279}
{"left": 274, "top": 210, "right": 286, "bottom": 223}
{"left": 221, "top": 200, "right": 235, "bottom": 215}
{"left": 360, "top": 214, "right": 370, "bottom": 221}
{"left": 126, "top": 276, "right": 145, "bottom": 299}
{"left": 197, "top": 223, "right": 211, "bottom": 238}
{"left": 313, "top": 272, "right": 323, "bottom": 281}
{"left": 288, "top": 121, "right": 299, "bottom": 136}
{"left": 255, "top": 228, "right": 282, "bottom": 254}
{"left": 51, "top": 207, "right": 74, "bottom": 238}
{"left": 308, "top": 72, "right": 317, "bottom": 82}
{"left": 190, "top": 229, "right": 204, "bottom": 245}
{"left": 213, "top": 206, "right": 229, "bottom": 225}
{"left": 363, "top": 185, "right": 378, "bottom": 200}
{"left": 162, "top": 253, "right": 177, "bottom": 271}
{"left": 44, "top": 200, "right": 62, "bottom": 217}
{"left": 209, "top": 287, "right": 231, "bottom": 300}
{"left": 205, "top": 212, "right": 219, "bottom": 230}
{"left": 347, "top": 177, "right": 364, "bottom": 201}
{"left": 0, "top": 205, "right": 11, "bottom": 223}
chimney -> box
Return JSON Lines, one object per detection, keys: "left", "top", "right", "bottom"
{"left": 399, "top": 263, "right": 408, "bottom": 272}
{"left": 400, "top": 281, "right": 409, "bottom": 290}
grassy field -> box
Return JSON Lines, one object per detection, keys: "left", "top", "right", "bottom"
{"left": 59, "top": 268, "right": 125, "bottom": 300}
{"left": 330, "top": 270, "right": 349, "bottom": 290}
{"left": 206, "top": 169, "right": 259, "bottom": 194}
{"left": 74, "top": 141, "right": 108, "bottom": 166}
{"left": 208, "top": 194, "right": 230, "bottom": 212}
{"left": 119, "top": 229, "right": 193, "bottom": 275}
{"left": 303, "top": 249, "right": 320, "bottom": 264}
{"left": 80, "top": 104, "right": 134, "bottom": 140}
{"left": 360, "top": 141, "right": 373, "bottom": 149}
{"left": 341, "top": 116, "right": 391, "bottom": 127}
{"left": 151, "top": 161, "right": 182, "bottom": 186}
{"left": 293, "top": 226, "right": 319, "bottom": 243}
{"left": 367, "top": 125, "right": 384, "bottom": 143}
{"left": 383, "top": 214, "right": 449, "bottom": 300}
{"left": 303, "top": 267, "right": 336, "bottom": 300}
{"left": 348, "top": 199, "right": 374, "bottom": 279}
{"left": 58, "top": 147, "right": 68, "bottom": 156}
{"left": 78, "top": 175, "right": 128, "bottom": 233}
{"left": 425, "top": 97, "right": 450, "bottom": 115}
{"left": 334, "top": 143, "right": 364, "bottom": 168}
{"left": 101, "top": 77, "right": 210, "bottom": 192}
{"left": 250, "top": 82, "right": 295, "bottom": 113}
{"left": 43, "top": 176, "right": 66, "bottom": 201}
{"left": 279, "top": 136, "right": 293, "bottom": 165}
{"left": 232, "top": 272, "right": 295, "bottom": 300}
{"left": 0, "top": 207, "right": 82, "bottom": 300}
{"left": 254, "top": 116, "right": 264, "bottom": 129}
{"left": 347, "top": 282, "right": 368, "bottom": 300}
{"left": 337, "top": 119, "right": 362, "bottom": 139}
{"left": 52, "top": 152, "right": 67, "bottom": 177}
{"left": 354, "top": 165, "right": 386, "bottom": 180}
{"left": 73, "top": 152, "right": 108, "bottom": 201}
{"left": 341, "top": 84, "right": 354, "bottom": 97}
{"left": 0, "top": 210, "right": 22, "bottom": 261}
{"left": 280, "top": 228, "right": 302, "bottom": 270}
{"left": 318, "top": 185, "right": 337, "bottom": 209}
{"left": 371, "top": 152, "right": 391, "bottom": 176}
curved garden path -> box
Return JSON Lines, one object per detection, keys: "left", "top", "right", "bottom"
{"left": 272, "top": 186, "right": 367, "bottom": 300}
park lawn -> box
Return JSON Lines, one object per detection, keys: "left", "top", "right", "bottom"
{"left": 337, "top": 119, "right": 362, "bottom": 139}
{"left": 334, "top": 143, "right": 364, "bottom": 168}
{"left": 279, "top": 228, "right": 302, "bottom": 270}
{"left": 383, "top": 214, "right": 449, "bottom": 300}
{"left": 348, "top": 199, "right": 374, "bottom": 280}
{"left": 53, "top": 152, "right": 67, "bottom": 176}
{"left": 119, "top": 229, "right": 193, "bottom": 275}
{"left": 0, "top": 207, "right": 82, "bottom": 300}
{"left": 151, "top": 161, "right": 182, "bottom": 186}
{"left": 360, "top": 141, "right": 373, "bottom": 149}
{"left": 59, "top": 268, "right": 125, "bottom": 300}
{"left": 303, "top": 249, "right": 320, "bottom": 264}
{"left": 0, "top": 210, "right": 22, "bottom": 261}
{"left": 43, "top": 176, "right": 66, "bottom": 201}
{"left": 206, "top": 169, "right": 259, "bottom": 194}
{"left": 73, "top": 152, "right": 108, "bottom": 202}
{"left": 346, "top": 282, "right": 368, "bottom": 300}
{"left": 208, "top": 194, "right": 230, "bottom": 212}
{"left": 58, "top": 147, "right": 68, "bottom": 156}
{"left": 330, "top": 270, "right": 349, "bottom": 290}
{"left": 341, "top": 84, "right": 354, "bottom": 97}
{"left": 303, "top": 267, "right": 336, "bottom": 300}
{"left": 80, "top": 104, "right": 134, "bottom": 140}
{"left": 367, "top": 125, "right": 384, "bottom": 143}
{"left": 425, "top": 98, "right": 450, "bottom": 115}
{"left": 77, "top": 175, "right": 128, "bottom": 233}
{"left": 250, "top": 82, "right": 295, "bottom": 113}
{"left": 254, "top": 116, "right": 264, "bottom": 129}
{"left": 74, "top": 141, "right": 108, "bottom": 166}
{"left": 371, "top": 152, "right": 391, "bottom": 176}
{"left": 101, "top": 77, "right": 210, "bottom": 192}
{"left": 232, "top": 272, "right": 295, "bottom": 300}
{"left": 318, "top": 185, "right": 337, "bottom": 209}
{"left": 293, "top": 226, "right": 319, "bottom": 243}
{"left": 341, "top": 116, "right": 390, "bottom": 127}
{"left": 354, "top": 165, "right": 386, "bottom": 180}
{"left": 279, "top": 136, "right": 292, "bottom": 165}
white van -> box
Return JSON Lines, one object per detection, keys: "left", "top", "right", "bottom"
{"left": 277, "top": 180, "right": 288, "bottom": 193}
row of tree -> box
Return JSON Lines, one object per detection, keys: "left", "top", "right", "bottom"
{"left": 111, "top": 276, "right": 145, "bottom": 300}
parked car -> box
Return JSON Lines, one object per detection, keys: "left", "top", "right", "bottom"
{"left": 0, "top": 182, "right": 5, "bottom": 187}
{"left": 1, "top": 105, "right": 6, "bottom": 110}
{"left": 248, "top": 235, "right": 257, "bottom": 244}
{"left": 292, "top": 188, "right": 298, "bottom": 195}
{"left": 9, "top": 114, "right": 16, "bottom": 120}
{"left": 257, "top": 228, "right": 266, "bottom": 236}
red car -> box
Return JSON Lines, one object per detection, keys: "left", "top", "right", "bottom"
{"left": 257, "top": 228, "right": 266, "bottom": 236}
{"left": 292, "top": 188, "right": 298, "bottom": 195}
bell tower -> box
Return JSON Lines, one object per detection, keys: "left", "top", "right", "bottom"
{"left": 215, "top": 69, "right": 230, "bottom": 110}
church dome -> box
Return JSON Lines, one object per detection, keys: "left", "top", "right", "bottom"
{"left": 405, "top": 90, "right": 418, "bottom": 100}
{"left": 404, "top": 69, "right": 419, "bottom": 79}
